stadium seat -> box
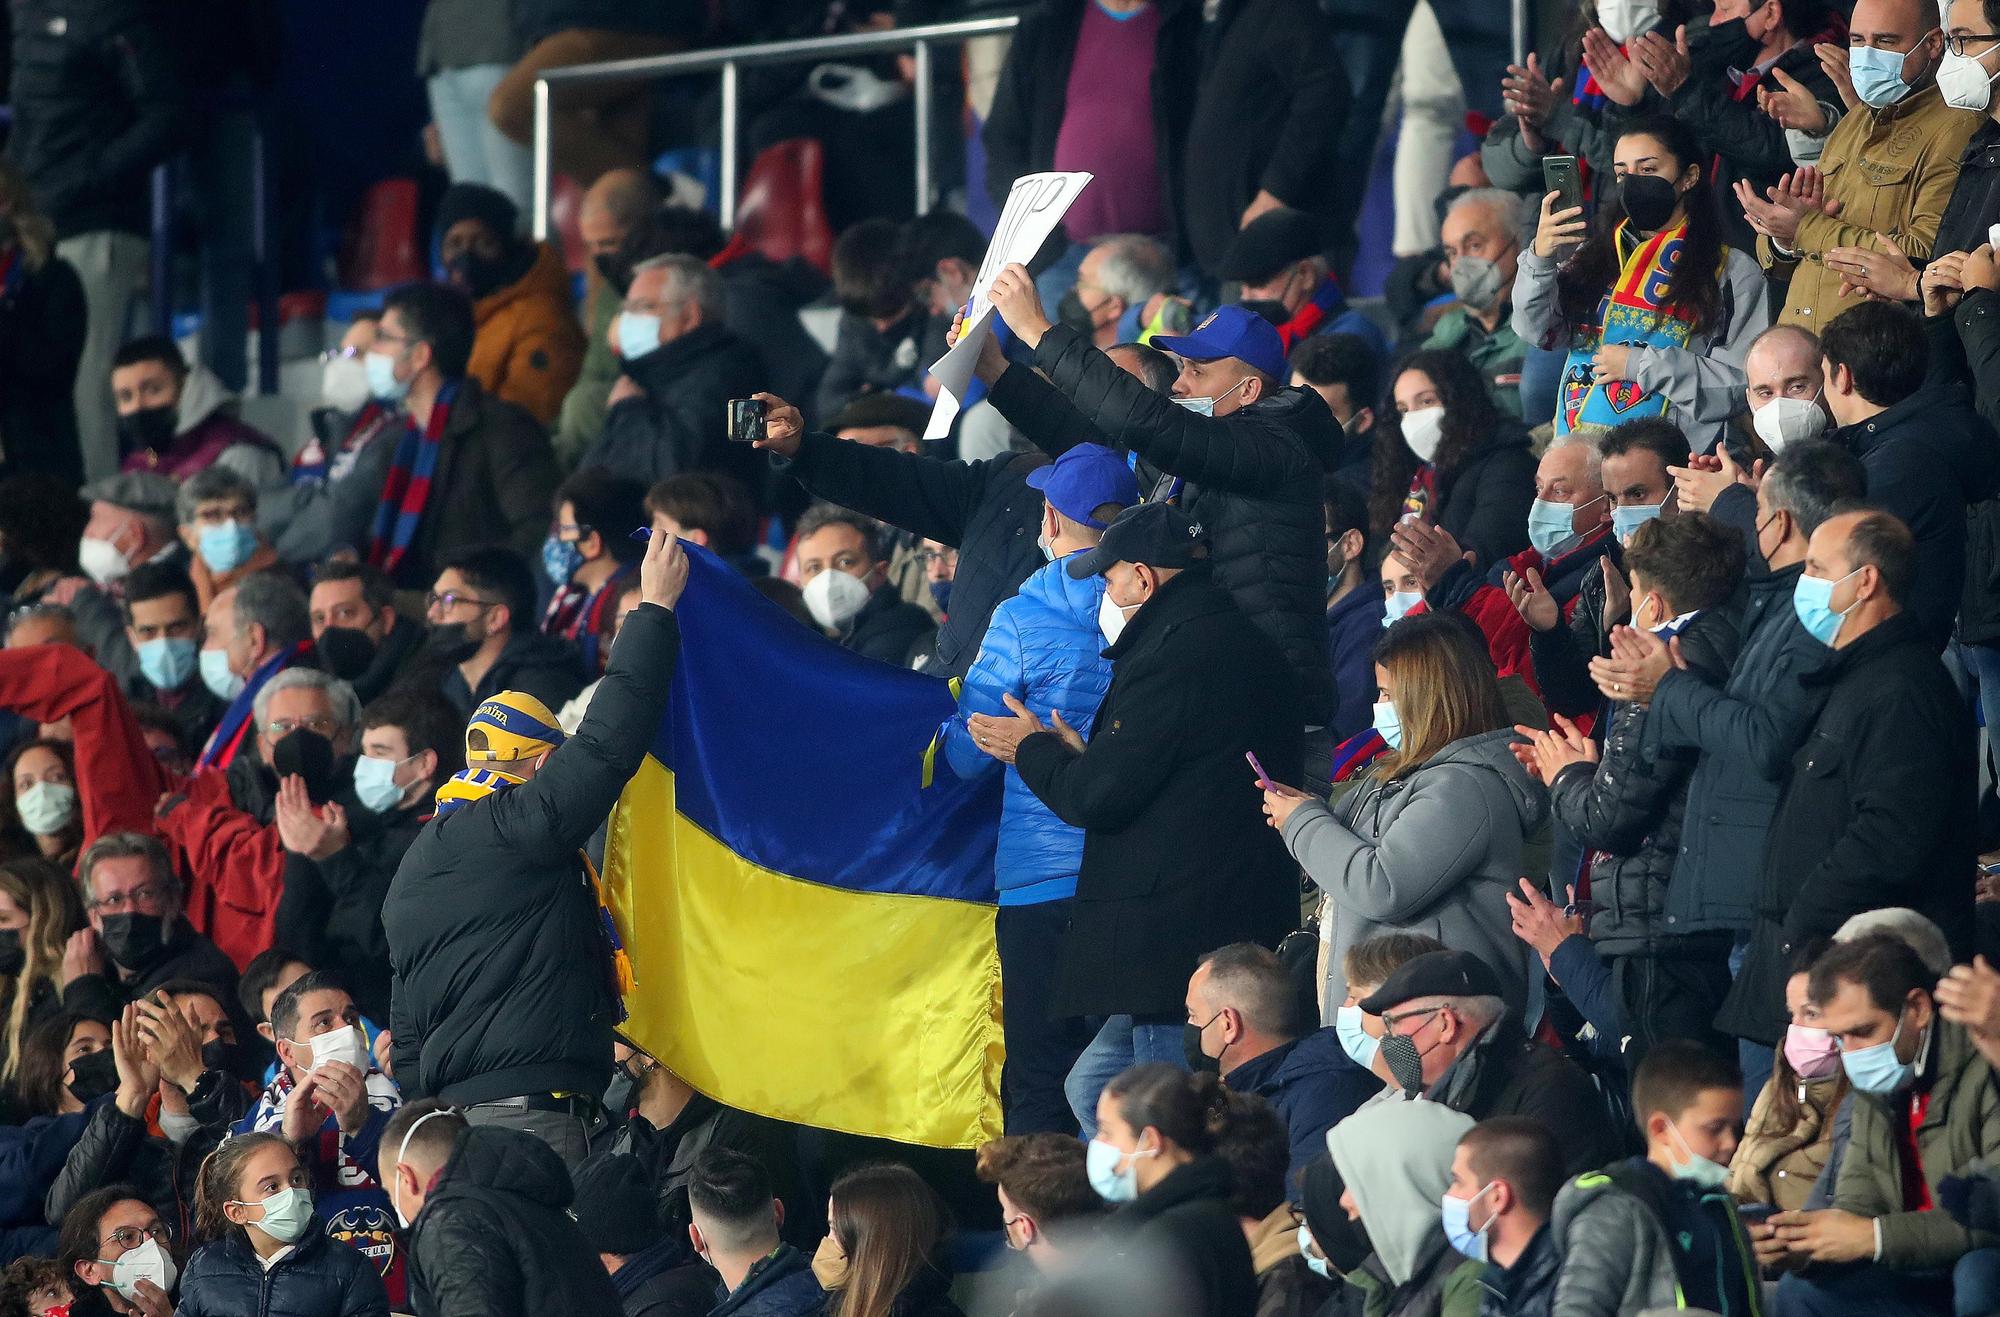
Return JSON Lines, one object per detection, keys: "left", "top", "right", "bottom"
{"left": 339, "top": 178, "right": 425, "bottom": 291}
{"left": 735, "top": 138, "right": 834, "bottom": 276}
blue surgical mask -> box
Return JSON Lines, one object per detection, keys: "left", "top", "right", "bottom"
{"left": 541, "top": 534, "right": 585, "bottom": 585}
{"left": 1372, "top": 699, "right": 1403, "bottom": 750}
{"left": 1529, "top": 492, "right": 1607, "bottom": 557}
{"left": 1841, "top": 1009, "right": 1921, "bottom": 1095}
{"left": 1335, "top": 1004, "right": 1381, "bottom": 1070}
{"left": 1792, "top": 566, "right": 1861, "bottom": 648}
{"left": 353, "top": 753, "right": 412, "bottom": 814}
{"left": 618, "top": 312, "right": 662, "bottom": 362}
{"left": 1441, "top": 1181, "right": 1496, "bottom": 1260}
{"left": 1849, "top": 42, "right": 1928, "bottom": 109}
{"left": 200, "top": 647, "right": 244, "bottom": 700}
{"left": 1037, "top": 532, "right": 1057, "bottom": 563}
{"left": 196, "top": 520, "right": 258, "bottom": 575}
{"left": 1381, "top": 591, "right": 1422, "bottom": 628}
{"left": 1086, "top": 1138, "right": 1153, "bottom": 1203}
{"left": 364, "top": 349, "right": 408, "bottom": 402}
{"left": 1297, "top": 1224, "right": 1334, "bottom": 1280}
{"left": 137, "top": 636, "right": 198, "bottom": 691}
{"left": 1664, "top": 1120, "right": 1731, "bottom": 1190}
{"left": 1612, "top": 501, "right": 1664, "bottom": 542}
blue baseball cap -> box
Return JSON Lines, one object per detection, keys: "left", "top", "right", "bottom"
{"left": 1152, "top": 305, "right": 1289, "bottom": 385}
{"left": 1026, "top": 443, "right": 1141, "bottom": 529}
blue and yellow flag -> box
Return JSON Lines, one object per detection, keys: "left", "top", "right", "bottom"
{"left": 601, "top": 546, "right": 1005, "bottom": 1149}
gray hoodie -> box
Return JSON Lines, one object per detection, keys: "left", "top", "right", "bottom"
{"left": 1282, "top": 728, "right": 1549, "bottom": 1023}
{"left": 1326, "top": 1100, "right": 1476, "bottom": 1286}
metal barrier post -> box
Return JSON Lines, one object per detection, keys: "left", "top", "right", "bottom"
{"left": 1512, "top": 0, "right": 1529, "bottom": 65}
{"left": 913, "top": 40, "right": 934, "bottom": 216}
{"left": 720, "top": 61, "right": 740, "bottom": 230}
{"left": 251, "top": 120, "right": 279, "bottom": 396}
{"left": 532, "top": 79, "right": 552, "bottom": 244}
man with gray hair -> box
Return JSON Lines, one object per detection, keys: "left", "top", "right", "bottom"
{"left": 1060, "top": 234, "right": 1181, "bottom": 350}
{"left": 195, "top": 572, "right": 312, "bottom": 772}
{"left": 1358, "top": 949, "right": 1619, "bottom": 1176}
{"left": 583, "top": 252, "right": 765, "bottom": 490}
{"left": 1424, "top": 188, "right": 1529, "bottom": 418}
{"left": 64, "top": 830, "right": 239, "bottom": 1021}
{"left": 1184, "top": 942, "right": 1375, "bottom": 1188}
{"left": 176, "top": 464, "right": 276, "bottom": 609}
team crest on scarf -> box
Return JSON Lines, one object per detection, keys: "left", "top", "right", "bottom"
{"left": 1559, "top": 223, "right": 1701, "bottom": 434}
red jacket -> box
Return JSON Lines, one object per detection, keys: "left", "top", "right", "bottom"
{"left": 0, "top": 645, "right": 282, "bottom": 968}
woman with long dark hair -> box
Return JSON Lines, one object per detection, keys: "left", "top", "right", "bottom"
{"left": 0, "top": 740, "right": 82, "bottom": 867}
{"left": 0, "top": 858, "right": 86, "bottom": 1099}
{"left": 813, "top": 1163, "right": 963, "bottom": 1317}
{"left": 1367, "top": 349, "right": 1536, "bottom": 571}
{"left": 1515, "top": 116, "right": 1767, "bottom": 452}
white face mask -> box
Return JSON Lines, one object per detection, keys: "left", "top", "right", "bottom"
{"left": 1098, "top": 590, "right": 1139, "bottom": 645}
{"left": 1401, "top": 406, "right": 1446, "bottom": 463}
{"left": 802, "top": 568, "right": 871, "bottom": 630}
{"left": 79, "top": 535, "right": 133, "bottom": 586}
{"left": 321, "top": 353, "right": 374, "bottom": 414}
{"left": 1752, "top": 394, "right": 1827, "bottom": 452}
{"left": 293, "top": 1023, "right": 365, "bottom": 1075}
{"left": 1938, "top": 48, "right": 2000, "bottom": 110}
{"left": 96, "top": 1237, "right": 177, "bottom": 1302}
{"left": 1596, "top": 0, "right": 1660, "bottom": 43}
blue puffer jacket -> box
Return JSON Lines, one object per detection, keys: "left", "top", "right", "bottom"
{"left": 942, "top": 556, "right": 1113, "bottom": 904}
{"left": 175, "top": 1219, "right": 389, "bottom": 1317}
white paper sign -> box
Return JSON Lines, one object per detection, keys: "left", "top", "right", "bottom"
{"left": 923, "top": 171, "right": 1093, "bottom": 440}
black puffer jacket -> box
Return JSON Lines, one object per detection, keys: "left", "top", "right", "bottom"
{"left": 275, "top": 799, "right": 428, "bottom": 1024}
{"left": 387, "top": 605, "right": 678, "bottom": 1105}
{"left": 408, "top": 1126, "right": 623, "bottom": 1317}
{"left": 1547, "top": 609, "right": 1739, "bottom": 957}
{"left": 438, "top": 628, "right": 587, "bottom": 721}
{"left": 43, "top": 1096, "right": 224, "bottom": 1244}
{"left": 1110, "top": 1158, "right": 1258, "bottom": 1317}
{"left": 837, "top": 583, "right": 936, "bottom": 669}
{"left": 1027, "top": 322, "right": 1334, "bottom": 724}
{"left": 780, "top": 433, "right": 1047, "bottom": 679}
{"left": 176, "top": 1221, "right": 388, "bottom": 1317}
{"left": 586, "top": 323, "right": 767, "bottom": 494}
{"left": 1434, "top": 424, "right": 1537, "bottom": 576}
{"left": 1933, "top": 119, "right": 2000, "bottom": 260}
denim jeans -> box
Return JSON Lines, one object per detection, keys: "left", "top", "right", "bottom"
{"left": 1065, "top": 1014, "right": 1188, "bottom": 1139}
{"left": 996, "top": 900, "right": 1091, "bottom": 1136}
{"left": 1518, "top": 344, "right": 1565, "bottom": 428}
{"left": 427, "top": 64, "right": 534, "bottom": 216}
{"left": 1774, "top": 1263, "right": 1952, "bottom": 1316}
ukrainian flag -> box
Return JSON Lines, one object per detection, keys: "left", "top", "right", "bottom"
{"left": 601, "top": 545, "right": 1006, "bottom": 1149}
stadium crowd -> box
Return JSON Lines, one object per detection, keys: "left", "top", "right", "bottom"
{"left": 10, "top": 0, "right": 2000, "bottom": 1314}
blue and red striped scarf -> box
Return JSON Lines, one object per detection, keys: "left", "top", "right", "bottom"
{"left": 1275, "top": 275, "right": 1352, "bottom": 352}
{"left": 196, "top": 642, "right": 310, "bottom": 771}
{"left": 366, "top": 381, "right": 459, "bottom": 574}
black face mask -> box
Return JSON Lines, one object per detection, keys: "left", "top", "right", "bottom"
{"left": 1619, "top": 174, "right": 1682, "bottom": 233}
{"left": 272, "top": 729, "right": 340, "bottom": 804}
{"left": 201, "top": 1039, "right": 239, "bottom": 1076}
{"left": 99, "top": 911, "right": 170, "bottom": 973}
{"left": 315, "top": 627, "right": 378, "bottom": 682}
{"left": 117, "top": 405, "right": 178, "bottom": 455}
{"left": 0, "top": 927, "right": 23, "bottom": 977}
{"left": 1057, "top": 289, "right": 1103, "bottom": 338}
{"left": 447, "top": 251, "right": 509, "bottom": 301}
{"left": 1687, "top": 13, "right": 1760, "bottom": 68}
{"left": 1379, "top": 1030, "right": 1428, "bottom": 1093}
{"left": 595, "top": 251, "right": 637, "bottom": 298}
{"left": 1238, "top": 298, "right": 1292, "bottom": 328}
{"left": 1182, "top": 1021, "right": 1222, "bottom": 1076}
{"left": 67, "top": 1048, "right": 119, "bottom": 1104}
{"left": 424, "top": 622, "right": 484, "bottom": 666}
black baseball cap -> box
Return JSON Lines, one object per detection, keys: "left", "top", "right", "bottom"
{"left": 1217, "top": 208, "right": 1325, "bottom": 285}
{"left": 1066, "top": 500, "right": 1209, "bottom": 579}
{"left": 1358, "top": 950, "right": 1505, "bottom": 1015}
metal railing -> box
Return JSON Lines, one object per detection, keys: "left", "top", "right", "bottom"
{"left": 531, "top": 15, "right": 1021, "bottom": 241}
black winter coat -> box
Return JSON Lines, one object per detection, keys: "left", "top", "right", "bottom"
{"left": 5, "top": 0, "right": 182, "bottom": 237}
{"left": 1548, "top": 609, "right": 1739, "bottom": 957}
{"left": 1179, "top": 0, "right": 1349, "bottom": 271}
{"left": 980, "top": 0, "right": 1197, "bottom": 227}
{"left": 718, "top": 251, "right": 830, "bottom": 429}
{"left": 1832, "top": 387, "right": 2000, "bottom": 651}
{"left": 408, "top": 1126, "right": 624, "bottom": 1317}
{"left": 1027, "top": 323, "right": 1335, "bottom": 724}
{"left": 838, "top": 583, "right": 936, "bottom": 668}
{"left": 1524, "top": 543, "right": 1617, "bottom": 719}
{"left": 612, "top": 1091, "right": 807, "bottom": 1252}
{"left": 1109, "top": 1158, "right": 1258, "bottom": 1317}
{"left": 782, "top": 432, "right": 1046, "bottom": 679}
{"left": 43, "top": 1097, "right": 223, "bottom": 1246}
{"left": 176, "top": 1222, "right": 389, "bottom": 1317}
{"left": 1655, "top": 30, "right": 1842, "bottom": 252}
{"left": 62, "top": 922, "right": 240, "bottom": 1025}
{"left": 587, "top": 323, "right": 766, "bottom": 493}
{"left": 1015, "top": 569, "right": 1301, "bottom": 1019}
{"left": 1933, "top": 119, "right": 2000, "bottom": 260}
{"left": 386, "top": 605, "right": 679, "bottom": 1104}
{"left": 814, "top": 308, "right": 948, "bottom": 424}
{"left": 438, "top": 628, "right": 586, "bottom": 722}
{"left": 1478, "top": 1221, "right": 1558, "bottom": 1317}
{"left": 1948, "top": 289, "right": 2000, "bottom": 643}
{"left": 1434, "top": 426, "right": 1537, "bottom": 576}
{"left": 0, "top": 249, "right": 85, "bottom": 486}
{"left": 1718, "top": 612, "right": 1978, "bottom": 1044}
{"left": 275, "top": 801, "right": 427, "bottom": 1024}
{"left": 1432, "top": 1025, "right": 1624, "bottom": 1176}
{"left": 1649, "top": 561, "right": 1831, "bottom": 935}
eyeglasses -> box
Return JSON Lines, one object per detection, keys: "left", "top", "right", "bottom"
{"left": 425, "top": 591, "right": 497, "bottom": 614}
{"left": 553, "top": 523, "right": 594, "bottom": 540}
{"left": 265, "top": 715, "right": 337, "bottom": 738}
{"left": 87, "top": 882, "right": 171, "bottom": 914}
{"left": 318, "top": 345, "right": 363, "bottom": 363}
{"left": 1946, "top": 31, "right": 2000, "bottom": 54}
{"left": 1379, "top": 1004, "right": 1445, "bottom": 1033}
{"left": 913, "top": 549, "right": 954, "bottom": 567}
{"left": 100, "top": 1221, "right": 174, "bottom": 1251}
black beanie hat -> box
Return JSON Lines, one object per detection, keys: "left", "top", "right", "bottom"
{"left": 571, "top": 1152, "right": 664, "bottom": 1256}
{"left": 436, "top": 182, "right": 518, "bottom": 241}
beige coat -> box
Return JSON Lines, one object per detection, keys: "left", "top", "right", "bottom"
{"left": 1763, "top": 83, "right": 1981, "bottom": 328}
{"left": 1728, "top": 1073, "right": 1840, "bottom": 1212}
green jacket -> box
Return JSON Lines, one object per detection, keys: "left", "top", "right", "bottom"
{"left": 1342, "top": 1237, "right": 1485, "bottom": 1317}
{"left": 1834, "top": 1016, "right": 2000, "bottom": 1269}
{"left": 1423, "top": 305, "right": 1526, "bottom": 421}
{"left": 554, "top": 284, "right": 623, "bottom": 470}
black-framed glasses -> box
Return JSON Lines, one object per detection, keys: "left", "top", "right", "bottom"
{"left": 1380, "top": 1004, "right": 1445, "bottom": 1033}
{"left": 424, "top": 591, "right": 498, "bottom": 614}
{"left": 265, "top": 715, "right": 337, "bottom": 738}
{"left": 1947, "top": 31, "right": 2000, "bottom": 54}
{"left": 87, "top": 882, "right": 171, "bottom": 914}
{"left": 100, "top": 1221, "right": 174, "bottom": 1251}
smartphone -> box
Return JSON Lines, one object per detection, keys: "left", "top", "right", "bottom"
{"left": 1245, "top": 750, "right": 1273, "bottom": 789}
{"left": 726, "top": 397, "right": 767, "bottom": 445}
{"left": 1737, "top": 1203, "right": 1779, "bottom": 1225}
{"left": 1542, "top": 154, "right": 1584, "bottom": 217}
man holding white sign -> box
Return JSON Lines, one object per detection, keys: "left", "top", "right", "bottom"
{"left": 971, "top": 263, "right": 1338, "bottom": 767}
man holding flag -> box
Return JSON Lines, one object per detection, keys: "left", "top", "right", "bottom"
{"left": 385, "top": 526, "right": 688, "bottom": 1166}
